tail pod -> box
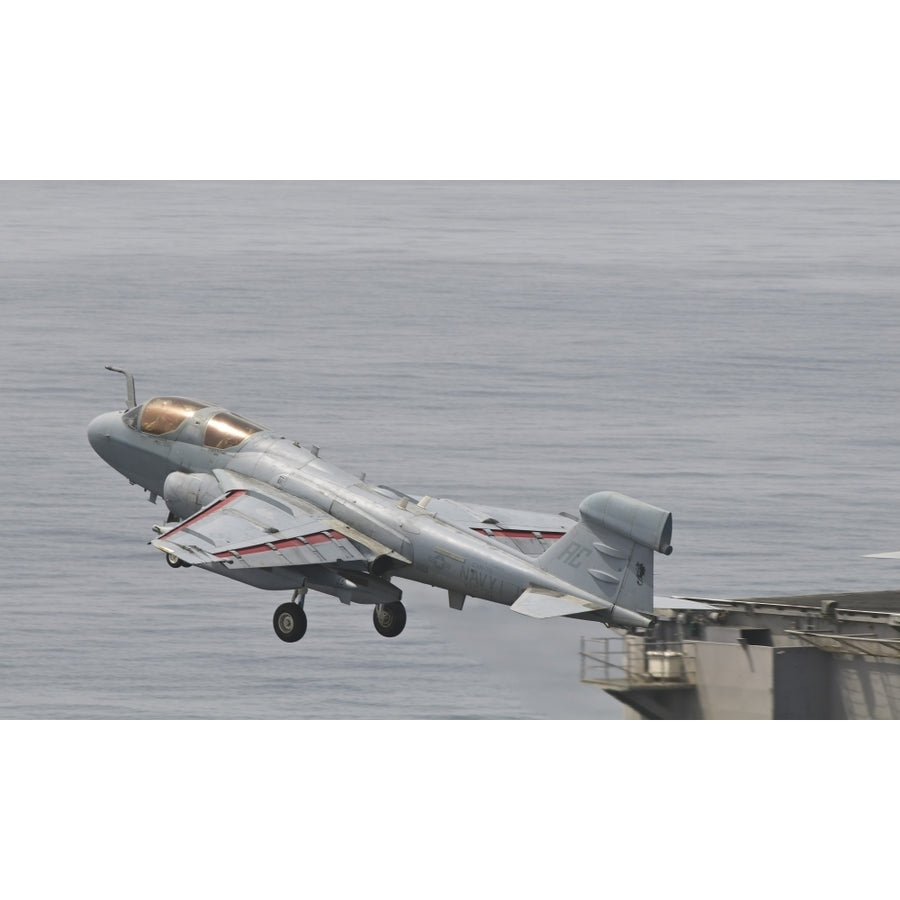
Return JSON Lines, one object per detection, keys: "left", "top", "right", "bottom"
{"left": 536, "top": 491, "right": 673, "bottom": 622}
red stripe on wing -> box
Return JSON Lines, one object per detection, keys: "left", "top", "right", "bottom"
{"left": 162, "top": 490, "right": 248, "bottom": 539}
{"left": 214, "top": 530, "right": 348, "bottom": 560}
{"left": 472, "top": 528, "right": 564, "bottom": 541}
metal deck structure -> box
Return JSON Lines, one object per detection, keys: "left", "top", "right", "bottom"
{"left": 581, "top": 591, "right": 900, "bottom": 719}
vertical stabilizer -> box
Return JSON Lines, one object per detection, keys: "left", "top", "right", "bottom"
{"left": 536, "top": 491, "right": 673, "bottom": 616}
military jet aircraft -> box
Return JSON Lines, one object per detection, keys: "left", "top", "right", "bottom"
{"left": 88, "top": 367, "right": 674, "bottom": 643}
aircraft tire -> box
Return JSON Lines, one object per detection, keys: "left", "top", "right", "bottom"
{"left": 273, "top": 602, "right": 308, "bottom": 643}
{"left": 166, "top": 552, "right": 190, "bottom": 569}
{"left": 373, "top": 601, "right": 406, "bottom": 638}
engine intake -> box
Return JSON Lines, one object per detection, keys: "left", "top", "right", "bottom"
{"left": 163, "top": 472, "right": 222, "bottom": 520}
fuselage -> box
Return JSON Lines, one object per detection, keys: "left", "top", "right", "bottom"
{"left": 87, "top": 396, "right": 615, "bottom": 614}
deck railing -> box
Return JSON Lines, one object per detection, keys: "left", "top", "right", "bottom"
{"left": 580, "top": 636, "right": 696, "bottom": 687}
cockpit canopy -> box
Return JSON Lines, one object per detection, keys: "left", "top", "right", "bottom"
{"left": 204, "top": 410, "right": 265, "bottom": 449}
{"left": 135, "top": 396, "right": 206, "bottom": 435}
{"left": 124, "top": 396, "right": 267, "bottom": 449}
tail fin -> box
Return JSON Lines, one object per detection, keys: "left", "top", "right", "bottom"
{"left": 530, "top": 491, "right": 673, "bottom": 625}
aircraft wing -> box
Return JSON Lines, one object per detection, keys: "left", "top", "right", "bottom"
{"left": 152, "top": 472, "right": 399, "bottom": 570}
{"left": 422, "top": 497, "right": 575, "bottom": 556}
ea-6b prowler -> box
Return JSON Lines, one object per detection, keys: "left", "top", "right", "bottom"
{"left": 88, "top": 367, "right": 674, "bottom": 643}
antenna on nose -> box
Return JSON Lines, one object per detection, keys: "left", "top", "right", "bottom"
{"left": 105, "top": 365, "right": 137, "bottom": 409}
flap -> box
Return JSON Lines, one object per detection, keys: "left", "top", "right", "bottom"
{"left": 421, "top": 497, "right": 574, "bottom": 556}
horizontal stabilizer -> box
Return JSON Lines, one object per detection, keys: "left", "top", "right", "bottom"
{"left": 511, "top": 587, "right": 655, "bottom": 628}
{"left": 865, "top": 551, "right": 900, "bottom": 559}
{"left": 511, "top": 587, "right": 610, "bottom": 619}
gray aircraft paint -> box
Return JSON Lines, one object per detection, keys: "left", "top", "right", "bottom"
{"left": 89, "top": 369, "right": 673, "bottom": 636}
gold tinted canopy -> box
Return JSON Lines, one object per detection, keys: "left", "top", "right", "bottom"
{"left": 134, "top": 397, "right": 266, "bottom": 448}
{"left": 204, "top": 411, "right": 265, "bottom": 449}
{"left": 139, "top": 397, "right": 206, "bottom": 435}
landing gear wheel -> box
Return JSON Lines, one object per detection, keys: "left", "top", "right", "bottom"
{"left": 166, "top": 552, "right": 190, "bottom": 569}
{"left": 373, "top": 601, "right": 407, "bottom": 638}
{"left": 273, "top": 602, "right": 308, "bottom": 643}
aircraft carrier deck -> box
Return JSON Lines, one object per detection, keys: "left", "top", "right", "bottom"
{"left": 581, "top": 591, "right": 900, "bottom": 719}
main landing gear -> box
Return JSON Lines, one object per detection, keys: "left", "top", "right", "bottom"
{"left": 271, "top": 591, "right": 408, "bottom": 643}
{"left": 273, "top": 602, "right": 308, "bottom": 642}
{"left": 373, "top": 601, "right": 407, "bottom": 638}
{"left": 273, "top": 587, "right": 308, "bottom": 643}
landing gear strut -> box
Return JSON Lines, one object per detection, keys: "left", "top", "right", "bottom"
{"left": 373, "top": 601, "right": 407, "bottom": 638}
{"left": 273, "top": 586, "right": 308, "bottom": 643}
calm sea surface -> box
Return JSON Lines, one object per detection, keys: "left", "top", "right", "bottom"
{"left": 3, "top": 181, "right": 900, "bottom": 718}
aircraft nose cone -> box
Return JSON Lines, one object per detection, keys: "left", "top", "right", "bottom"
{"left": 88, "top": 411, "right": 119, "bottom": 458}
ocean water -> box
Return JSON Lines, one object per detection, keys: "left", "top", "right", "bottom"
{"left": 3, "top": 180, "right": 900, "bottom": 719}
